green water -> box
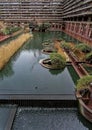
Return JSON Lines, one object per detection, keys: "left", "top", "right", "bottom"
{"left": 62, "top": 32, "right": 81, "bottom": 44}
{"left": 0, "top": 32, "right": 79, "bottom": 94}
{"left": 83, "top": 64, "right": 92, "bottom": 75}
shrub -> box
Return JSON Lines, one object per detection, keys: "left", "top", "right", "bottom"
{"left": 61, "top": 42, "right": 71, "bottom": 51}
{"left": 76, "top": 43, "right": 91, "bottom": 53}
{"left": 77, "top": 75, "right": 92, "bottom": 90}
{"left": 50, "top": 53, "right": 66, "bottom": 69}
{"left": 85, "top": 52, "right": 92, "bottom": 64}
{"left": 2, "top": 27, "right": 10, "bottom": 35}
{"left": 38, "top": 22, "right": 51, "bottom": 32}
{"left": 2, "top": 26, "right": 20, "bottom": 35}
{"left": 29, "top": 21, "right": 38, "bottom": 30}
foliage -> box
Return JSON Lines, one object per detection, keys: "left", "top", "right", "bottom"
{"left": 29, "top": 22, "right": 35, "bottom": 28}
{"left": 85, "top": 52, "right": 92, "bottom": 64}
{"left": 2, "top": 26, "right": 21, "bottom": 35}
{"left": 50, "top": 53, "right": 66, "bottom": 69}
{"left": 29, "top": 21, "right": 51, "bottom": 31}
{"left": 29, "top": 21, "right": 38, "bottom": 29}
{"left": 83, "top": 64, "right": 92, "bottom": 75}
{"left": 61, "top": 42, "right": 71, "bottom": 50}
{"left": 2, "top": 27, "right": 10, "bottom": 35}
{"left": 76, "top": 43, "right": 91, "bottom": 53}
{"left": 77, "top": 75, "right": 92, "bottom": 90}
{"left": 73, "top": 48, "right": 85, "bottom": 61}
{"left": 38, "top": 22, "right": 51, "bottom": 32}
{"left": 11, "top": 27, "right": 20, "bottom": 33}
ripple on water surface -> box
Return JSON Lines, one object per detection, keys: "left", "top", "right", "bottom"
{"left": 12, "top": 108, "right": 92, "bottom": 130}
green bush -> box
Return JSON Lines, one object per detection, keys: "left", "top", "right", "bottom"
{"left": 29, "top": 21, "right": 38, "bottom": 30}
{"left": 61, "top": 42, "right": 71, "bottom": 50}
{"left": 76, "top": 43, "right": 91, "bottom": 53}
{"left": 38, "top": 22, "right": 51, "bottom": 32}
{"left": 50, "top": 53, "right": 66, "bottom": 69}
{"left": 2, "top": 26, "right": 20, "bottom": 35}
{"left": 85, "top": 52, "right": 92, "bottom": 64}
{"left": 77, "top": 75, "right": 92, "bottom": 90}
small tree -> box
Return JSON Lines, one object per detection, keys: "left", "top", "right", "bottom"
{"left": 50, "top": 53, "right": 66, "bottom": 69}
{"left": 77, "top": 75, "right": 92, "bottom": 90}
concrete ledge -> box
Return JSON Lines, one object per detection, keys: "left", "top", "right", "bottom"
{"left": 5, "top": 107, "right": 17, "bottom": 130}
{"left": 0, "top": 94, "right": 76, "bottom": 100}
{"left": 0, "top": 94, "right": 77, "bottom": 107}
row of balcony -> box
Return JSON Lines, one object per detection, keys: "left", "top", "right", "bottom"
{"left": 1, "top": 18, "right": 62, "bottom": 22}
{"left": 0, "top": 2, "right": 62, "bottom": 5}
{"left": 63, "top": 5, "right": 92, "bottom": 16}
{"left": 63, "top": 1, "right": 85, "bottom": 13}
{"left": 64, "top": 21, "right": 92, "bottom": 24}
{"left": 62, "top": 0, "right": 92, "bottom": 19}
{"left": 1, "top": 0, "right": 92, "bottom": 23}
{"left": 63, "top": 0, "right": 91, "bottom": 9}
{"left": 63, "top": 1, "right": 92, "bottom": 13}
{"left": 1, "top": 16, "right": 62, "bottom": 19}
{"left": 0, "top": 4, "right": 62, "bottom": 7}
{"left": 62, "top": 11, "right": 92, "bottom": 18}
{"left": 0, "top": 14, "right": 63, "bottom": 16}
{"left": 0, "top": 0, "right": 62, "bottom": 23}
{"left": 0, "top": 0, "right": 62, "bottom": 2}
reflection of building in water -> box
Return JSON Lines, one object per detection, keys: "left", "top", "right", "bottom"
{"left": 0, "top": 61, "right": 14, "bottom": 80}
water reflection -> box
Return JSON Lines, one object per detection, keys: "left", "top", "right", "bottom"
{"left": 49, "top": 68, "right": 65, "bottom": 75}
{"left": 0, "top": 61, "right": 14, "bottom": 80}
{"left": 67, "top": 65, "right": 79, "bottom": 85}
{"left": 0, "top": 40, "right": 27, "bottom": 80}
{"left": 62, "top": 32, "right": 81, "bottom": 44}
{"left": 0, "top": 38, "right": 35, "bottom": 80}
{"left": 0, "top": 32, "right": 79, "bottom": 94}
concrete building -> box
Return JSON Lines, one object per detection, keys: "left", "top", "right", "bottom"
{"left": 0, "top": 0, "right": 92, "bottom": 43}
{"left": 62, "top": 0, "right": 92, "bottom": 44}
{"left": 0, "top": 0, "right": 63, "bottom": 24}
